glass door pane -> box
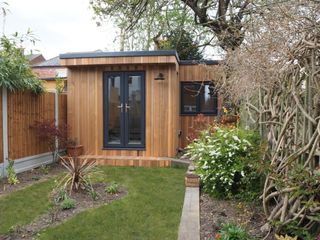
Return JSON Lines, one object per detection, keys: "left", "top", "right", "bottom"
{"left": 107, "top": 75, "right": 122, "bottom": 144}
{"left": 104, "top": 71, "right": 145, "bottom": 149}
{"left": 126, "top": 74, "right": 144, "bottom": 146}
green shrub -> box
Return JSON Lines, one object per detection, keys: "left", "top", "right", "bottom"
{"left": 53, "top": 188, "right": 68, "bottom": 204}
{"left": 87, "top": 187, "right": 99, "bottom": 201}
{"left": 216, "top": 223, "right": 252, "bottom": 240}
{"left": 51, "top": 188, "right": 76, "bottom": 210}
{"left": 6, "top": 160, "right": 19, "bottom": 185}
{"left": 105, "top": 182, "right": 119, "bottom": 194}
{"left": 277, "top": 221, "right": 315, "bottom": 240}
{"left": 186, "top": 127, "right": 262, "bottom": 199}
{"left": 60, "top": 197, "right": 76, "bottom": 210}
{"left": 40, "top": 164, "right": 50, "bottom": 175}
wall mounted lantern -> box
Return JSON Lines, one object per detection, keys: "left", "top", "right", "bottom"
{"left": 154, "top": 72, "right": 165, "bottom": 81}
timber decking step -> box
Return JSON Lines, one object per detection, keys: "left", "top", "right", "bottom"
{"left": 76, "top": 155, "right": 191, "bottom": 168}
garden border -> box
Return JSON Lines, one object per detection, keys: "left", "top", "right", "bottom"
{"left": 178, "top": 187, "right": 200, "bottom": 240}
{"left": 178, "top": 163, "right": 200, "bottom": 240}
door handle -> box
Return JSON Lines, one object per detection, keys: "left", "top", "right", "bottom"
{"left": 117, "top": 103, "right": 123, "bottom": 112}
{"left": 125, "top": 103, "right": 130, "bottom": 112}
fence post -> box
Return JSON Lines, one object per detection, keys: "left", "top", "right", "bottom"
{"left": 2, "top": 87, "right": 9, "bottom": 176}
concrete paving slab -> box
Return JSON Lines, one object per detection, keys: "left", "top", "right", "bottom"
{"left": 178, "top": 187, "right": 200, "bottom": 240}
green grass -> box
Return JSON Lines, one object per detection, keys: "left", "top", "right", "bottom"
{"left": 0, "top": 167, "right": 186, "bottom": 239}
{"left": 0, "top": 180, "right": 54, "bottom": 234}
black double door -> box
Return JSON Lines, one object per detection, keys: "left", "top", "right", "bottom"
{"left": 103, "top": 72, "right": 145, "bottom": 149}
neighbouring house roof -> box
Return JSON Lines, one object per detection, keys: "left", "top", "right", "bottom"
{"left": 33, "top": 56, "right": 61, "bottom": 67}
{"left": 32, "top": 67, "right": 67, "bottom": 79}
{"left": 39, "top": 77, "right": 67, "bottom": 81}
{"left": 32, "top": 56, "right": 67, "bottom": 79}
{"left": 27, "top": 54, "right": 46, "bottom": 65}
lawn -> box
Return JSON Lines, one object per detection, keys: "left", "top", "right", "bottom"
{"left": 0, "top": 179, "right": 55, "bottom": 234}
{"left": 0, "top": 166, "right": 186, "bottom": 239}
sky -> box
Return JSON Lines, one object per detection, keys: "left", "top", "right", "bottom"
{"left": 3, "top": 0, "right": 118, "bottom": 59}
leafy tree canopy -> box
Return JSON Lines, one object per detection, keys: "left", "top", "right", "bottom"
{"left": 0, "top": 33, "right": 45, "bottom": 94}
{"left": 159, "top": 29, "right": 203, "bottom": 60}
{"left": 90, "top": 0, "right": 252, "bottom": 51}
{"left": 90, "top": 0, "right": 214, "bottom": 51}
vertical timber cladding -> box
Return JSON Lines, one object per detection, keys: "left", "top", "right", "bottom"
{"left": 178, "top": 64, "right": 222, "bottom": 148}
{"left": 58, "top": 93, "right": 68, "bottom": 148}
{"left": 67, "top": 63, "right": 180, "bottom": 162}
{"left": 7, "top": 91, "right": 55, "bottom": 160}
{"left": 58, "top": 93, "right": 68, "bottom": 127}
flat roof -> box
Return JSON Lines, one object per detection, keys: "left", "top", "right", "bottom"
{"left": 59, "top": 50, "right": 220, "bottom": 66}
{"left": 179, "top": 60, "right": 219, "bottom": 65}
{"left": 60, "top": 50, "right": 180, "bottom": 61}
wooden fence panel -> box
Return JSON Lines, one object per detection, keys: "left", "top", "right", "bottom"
{"left": 7, "top": 91, "right": 56, "bottom": 160}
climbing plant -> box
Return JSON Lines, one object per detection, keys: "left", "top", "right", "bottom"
{"left": 259, "top": 37, "right": 320, "bottom": 234}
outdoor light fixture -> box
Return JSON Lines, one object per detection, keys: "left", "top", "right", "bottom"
{"left": 154, "top": 72, "right": 165, "bottom": 81}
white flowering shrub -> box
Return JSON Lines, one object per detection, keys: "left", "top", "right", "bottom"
{"left": 186, "top": 127, "right": 261, "bottom": 199}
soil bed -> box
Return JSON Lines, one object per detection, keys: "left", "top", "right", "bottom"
{"left": 0, "top": 162, "right": 64, "bottom": 197}
{"left": 200, "top": 193, "right": 273, "bottom": 240}
{"left": 1, "top": 182, "right": 127, "bottom": 240}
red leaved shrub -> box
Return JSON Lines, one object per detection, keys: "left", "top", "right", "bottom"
{"left": 31, "top": 120, "right": 69, "bottom": 154}
{"left": 187, "top": 114, "right": 212, "bottom": 143}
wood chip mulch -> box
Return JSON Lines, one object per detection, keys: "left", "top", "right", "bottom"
{"left": 0, "top": 162, "right": 64, "bottom": 197}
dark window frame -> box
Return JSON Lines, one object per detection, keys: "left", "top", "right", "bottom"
{"left": 103, "top": 71, "right": 146, "bottom": 150}
{"left": 180, "top": 81, "right": 218, "bottom": 116}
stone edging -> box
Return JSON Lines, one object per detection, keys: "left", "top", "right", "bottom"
{"left": 178, "top": 164, "right": 200, "bottom": 240}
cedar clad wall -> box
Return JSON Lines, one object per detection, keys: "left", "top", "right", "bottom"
{"left": 179, "top": 64, "right": 217, "bottom": 82}
{"left": 179, "top": 64, "right": 221, "bottom": 148}
{"left": 63, "top": 53, "right": 221, "bottom": 162}
{"left": 67, "top": 64, "right": 180, "bottom": 159}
